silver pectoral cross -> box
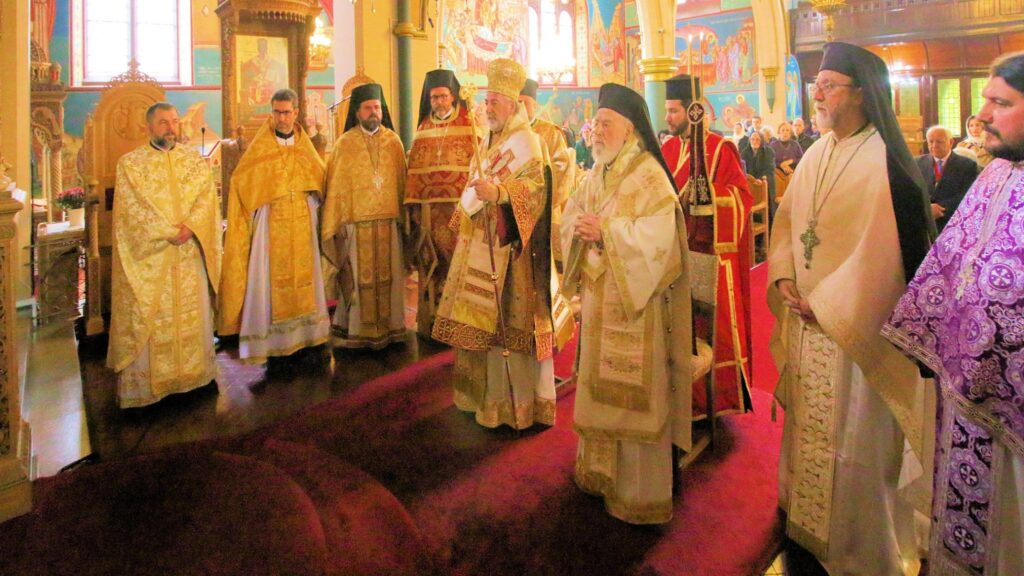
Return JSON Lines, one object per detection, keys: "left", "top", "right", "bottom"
{"left": 801, "top": 219, "right": 820, "bottom": 269}
{"left": 372, "top": 173, "right": 383, "bottom": 190}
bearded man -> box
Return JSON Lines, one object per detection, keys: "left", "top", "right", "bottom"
{"left": 108, "top": 102, "right": 221, "bottom": 408}
{"left": 432, "top": 58, "right": 558, "bottom": 430}
{"left": 405, "top": 69, "right": 475, "bottom": 337}
{"left": 562, "top": 83, "right": 693, "bottom": 524}
{"left": 322, "top": 83, "right": 408, "bottom": 350}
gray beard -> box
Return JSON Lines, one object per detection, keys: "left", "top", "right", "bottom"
{"left": 360, "top": 117, "right": 380, "bottom": 132}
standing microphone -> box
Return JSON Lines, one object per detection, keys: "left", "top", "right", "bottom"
{"left": 200, "top": 126, "right": 207, "bottom": 155}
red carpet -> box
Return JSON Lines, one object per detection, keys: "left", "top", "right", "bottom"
{"left": 750, "top": 263, "right": 779, "bottom": 393}
{"left": 1, "top": 270, "right": 785, "bottom": 575}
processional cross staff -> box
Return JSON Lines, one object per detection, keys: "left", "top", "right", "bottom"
{"left": 460, "top": 83, "right": 521, "bottom": 434}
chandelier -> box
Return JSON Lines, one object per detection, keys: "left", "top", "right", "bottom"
{"left": 809, "top": 0, "right": 847, "bottom": 42}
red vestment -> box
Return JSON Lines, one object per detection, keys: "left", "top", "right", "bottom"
{"left": 661, "top": 132, "right": 753, "bottom": 417}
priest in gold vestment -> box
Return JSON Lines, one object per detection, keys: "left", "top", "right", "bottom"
{"left": 108, "top": 103, "right": 221, "bottom": 408}
{"left": 219, "top": 89, "right": 330, "bottom": 363}
{"left": 561, "top": 84, "right": 693, "bottom": 524}
{"left": 405, "top": 70, "right": 475, "bottom": 337}
{"left": 432, "top": 58, "right": 558, "bottom": 429}
{"left": 322, "top": 83, "right": 408, "bottom": 349}
{"left": 519, "top": 79, "right": 576, "bottom": 263}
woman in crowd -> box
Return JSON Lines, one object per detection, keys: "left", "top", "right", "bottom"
{"left": 740, "top": 130, "right": 776, "bottom": 221}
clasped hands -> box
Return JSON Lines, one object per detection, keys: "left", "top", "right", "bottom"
{"left": 776, "top": 279, "right": 816, "bottom": 323}
{"left": 573, "top": 214, "right": 603, "bottom": 244}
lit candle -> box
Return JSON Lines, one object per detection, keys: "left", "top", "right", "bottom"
{"left": 687, "top": 34, "right": 693, "bottom": 76}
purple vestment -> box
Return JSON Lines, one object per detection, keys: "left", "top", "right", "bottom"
{"left": 885, "top": 159, "right": 1024, "bottom": 575}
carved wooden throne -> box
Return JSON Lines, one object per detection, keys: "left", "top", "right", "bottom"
{"left": 82, "top": 62, "right": 165, "bottom": 336}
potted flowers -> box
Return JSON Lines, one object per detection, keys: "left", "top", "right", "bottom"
{"left": 56, "top": 186, "right": 86, "bottom": 227}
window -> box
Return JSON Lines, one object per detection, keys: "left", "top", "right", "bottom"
{"left": 72, "top": 0, "right": 192, "bottom": 86}
{"left": 528, "top": 0, "right": 577, "bottom": 85}
{"left": 970, "top": 77, "right": 987, "bottom": 116}
{"left": 936, "top": 78, "right": 961, "bottom": 137}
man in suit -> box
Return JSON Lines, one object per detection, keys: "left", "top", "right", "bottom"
{"left": 916, "top": 125, "right": 979, "bottom": 231}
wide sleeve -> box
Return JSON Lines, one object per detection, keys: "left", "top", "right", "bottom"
{"left": 497, "top": 155, "right": 547, "bottom": 247}
{"left": 217, "top": 170, "right": 254, "bottom": 335}
{"left": 600, "top": 161, "right": 681, "bottom": 317}
{"left": 182, "top": 157, "right": 222, "bottom": 292}
{"left": 108, "top": 157, "right": 180, "bottom": 370}
{"left": 320, "top": 145, "right": 352, "bottom": 270}
{"left": 559, "top": 172, "right": 590, "bottom": 299}
{"left": 767, "top": 160, "right": 795, "bottom": 287}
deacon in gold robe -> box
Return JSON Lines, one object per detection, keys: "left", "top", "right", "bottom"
{"left": 562, "top": 84, "right": 693, "bottom": 524}
{"left": 220, "top": 88, "right": 329, "bottom": 364}
{"left": 405, "top": 69, "right": 475, "bottom": 337}
{"left": 108, "top": 102, "right": 221, "bottom": 408}
{"left": 519, "top": 79, "right": 577, "bottom": 263}
{"left": 432, "top": 58, "right": 558, "bottom": 429}
{"left": 322, "top": 83, "right": 408, "bottom": 350}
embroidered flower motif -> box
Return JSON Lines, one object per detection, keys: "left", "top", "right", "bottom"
{"left": 959, "top": 308, "right": 998, "bottom": 358}
{"left": 917, "top": 276, "right": 950, "bottom": 318}
{"left": 965, "top": 357, "right": 1003, "bottom": 401}
{"left": 991, "top": 304, "right": 1024, "bottom": 346}
{"left": 935, "top": 226, "right": 965, "bottom": 266}
{"left": 979, "top": 252, "right": 1024, "bottom": 306}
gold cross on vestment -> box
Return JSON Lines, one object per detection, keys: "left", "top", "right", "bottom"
{"left": 800, "top": 220, "right": 820, "bottom": 269}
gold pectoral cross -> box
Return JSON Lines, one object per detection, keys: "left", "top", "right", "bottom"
{"left": 801, "top": 219, "right": 820, "bottom": 269}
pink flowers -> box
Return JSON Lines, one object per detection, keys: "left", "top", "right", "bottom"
{"left": 56, "top": 187, "right": 85, "bottom": 210}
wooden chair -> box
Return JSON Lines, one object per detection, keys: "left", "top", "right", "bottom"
{"left": 747, "top": 174, "right": 769, "bottom": 263}
{"left": 774, "top": 167, "right": 789, "bottom": 204}
{"left": 679, "top": 250, "right": 718, "bottom": 468}
{"left": 82, "top": 62, "right": 166, "bottom": 335}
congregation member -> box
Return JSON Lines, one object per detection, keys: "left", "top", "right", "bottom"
{"left": 321, "top": 83, "right": 408, "bottom": 350}
{"left": 729, "top": 121, "right": 749, "bottom": 150}
{"left": 885, "top": 51, "right": 1024, "bottom": 576}
{"left": 770, "top": 121, "right": 804, "bottom": 176}
{"left": 432, "top": 58, "right": 558, "bottom": 430}
{"left": 768, "top": 42, "right": 935, "bottom": 575}
{"left": 561, "top": 83, "right": 693, "bottom": 524}
{"left": 220, "top": 89, "right": 329, "bottom": 364}
{"left": 662, "top": 74, "right": 753, "bottom": 421}
{"left": 108, "top": 102, "right": 221, "bottom": 408}
{"left": 792, "top": 117, "right": 817, "bottom": 152}
{"left": 955, "top": 113, "right": 995, "bottom": 168}
{"left": 741, "top": 130, "right": 777, "bottom": 217}
{"left": 404, "top": 69, "right": 475, "bottom": 338}
{"left": 915, "top": 124, "right": 979, "bottom": 231}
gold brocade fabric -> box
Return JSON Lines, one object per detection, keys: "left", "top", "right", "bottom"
{"left": 322, "top": 126, "right": 407, "bottom": 336}
{"left": 405, "top": 107, "right": 477, "bottom": 335}
{"left": 432, "top": 105, "right": 555, "bottom": 360}
{"left": 219, "top": 121, "right": 325, "bottom": 335}
{"left": 107, "top": 144, "right": 222, "bottom": 390}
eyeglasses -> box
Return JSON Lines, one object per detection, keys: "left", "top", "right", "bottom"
{"left": 811, "top": 80, "right": 856, "bottom": 96}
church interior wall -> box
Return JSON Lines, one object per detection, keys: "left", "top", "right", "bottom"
{"left": 46, "top": 0, "right": 335, "bottom": 193}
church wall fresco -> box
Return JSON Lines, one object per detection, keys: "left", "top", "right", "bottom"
{"left": 47, "top": 0, "right": 333, "bottom": 189}
{"left": 622, "top": 0, "right": 761, "bottom": 133}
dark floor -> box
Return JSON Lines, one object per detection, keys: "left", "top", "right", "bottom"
{"left": 77, "top": 330, "right": 449, "bottom": 461}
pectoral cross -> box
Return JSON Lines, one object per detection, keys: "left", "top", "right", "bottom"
{"left": 800, "top": 219, "right": 820, "bottom": 269}
{"left": 372, "top": 173, "right": 383, "bottom": 190}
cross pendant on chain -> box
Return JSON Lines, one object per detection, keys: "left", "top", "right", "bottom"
{"left": 800, "top": 219, "right": 820, "bottom": 269}
{"left": 373, "top": 173, "right": 383, "bottom": 190}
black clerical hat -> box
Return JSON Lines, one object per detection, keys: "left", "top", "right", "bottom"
{"left": 344, "top": 82, "right": 394, "bottom": 132}
{"left": 818, "top": 41, "right": 934, "bottom": 280}
{"left": 665, "top": 74, "right": 699, "bottom": 103}
{"left": 417, "top": 69, "right": 464, "bottom": 125}
{"left": 597, "top": 83, "right": 673, "bottom": 184}
{"left": 520, "top": 78, "right": 539, "bottom": 100}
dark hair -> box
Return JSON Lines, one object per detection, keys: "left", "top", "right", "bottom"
{"left": 271, "top": 88, "right": 299, "bottom": 106}
{"left": 562, "top": 126, "right": 575, "bottom": 148}
{"left": 146, "top": 102, "right": 176, "bottom": 123}
{"left": 991, "top": 51, "right": 1024, "bottom": 94}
